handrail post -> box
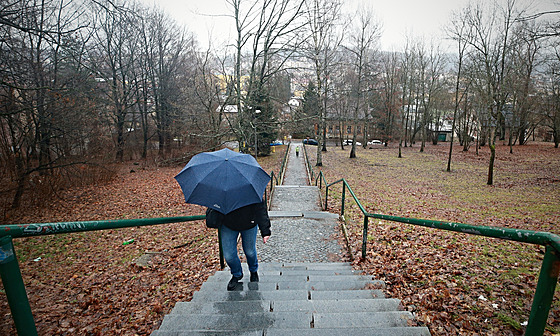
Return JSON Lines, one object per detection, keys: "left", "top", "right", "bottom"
{"left": 341, "top": 181, "right": 346, "bottom": 216}
{"left": 325, "top": 185, "right": 329, "bottom": 211}
{"left": 264, "top": 188, "right": 268, "bottom": 206}
{"left": 218, "top": 227, "right": 225, "bottom": 269}
{"left": 0, "top": 236, "right": 38, "bottom": 336}
{"left": 362, "top": 216, "right": 369, "bottom": 260}
{"left": 525, "top": 245, "right": 560, "bottom": 335}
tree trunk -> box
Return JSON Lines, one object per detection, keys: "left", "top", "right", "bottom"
{"left": 316, "top": 121, "right": 323, "bottom": 166}
{"left": 487, "top": 126, "right": 496, "bottom": 185}
{"left": 116, "top": 111, "right": 125, "bottom": 162}
{"left": 321, "top": 119, "right": 327, "bottom": 152}
{"left": 462, "top": 95, "right": 470, "bottom": 152}
{"left": 11, "top": 176, "right": 26, "bottom": 209}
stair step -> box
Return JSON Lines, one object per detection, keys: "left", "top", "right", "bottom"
{"left": 157, "top": 311, "right": 417, "bottom": 331}
{"left": 157, "top": 312, "right": 312, "bottom": 331}
{"left": 288, "top": 263, "right": 353, "bottom": 270}
{"left": 170, "top": 298, "right": 403, "bottom": 315}
{"left": 223, "top": 262, "right": 352, "bottom": 271}
{"left": 151, "top": 327, "right": 431, "bottom": 336}
{"left": 208, "top": 270, "right": 365, "bottom": 278}
{"left": 276, "top": 280, "right": 378, "bottom": 291}
{"left": 191, "top": 289, "right": 309, "bottom": 302}
{"left": 202, "top": 278, "right": 382, "bottom": 291}
{"left": 203, "top": 280, "right": 380, "bottom": 292}
{"left": 192, "top": 287, "right": 385, "bottom": 301}
{"left": 313, "top": 311, "right": 415, "bottom": 328}
{"left": 151, "top": 331, "right": 262, "bottom": 336}
{"left": 170, "top": 300, "right": 272, "bottom": 315}
{"left": 310, "top": 289, "right": 385, "bottom": 300}
{"left": 152, "top": 261, "right": 429, "bottom": 335}
{"left": 265, "top": 327, "right": 431, "bottom": 336}
{"left": 273, "top": 298, "right": 402, "bottom": 313}
{"left": 207, "top": 272, "right": 376, "bottom": 283}
{"left": 200, "top": 281, "right": 278, "bottom": 291}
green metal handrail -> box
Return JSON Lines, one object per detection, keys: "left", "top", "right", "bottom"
{"left": 0, "top": 215, "right": 205, "bottom": 336}
{"left": 278, "top": 142, "right": 291, "bottom": 185}
{"left": 0, "top": 143, "right": 291, "bottom": 336}
{"left": 0, "top": 216, "right": 206, "bottom": 239}
{"left": 266, "top": 143, "right": 290, "bottom": 207}
{"left": 314, "top": 171, "right": 559, "bottom": 336}
{"left": 301, "top": 143, "right": 317, "bottom": 185}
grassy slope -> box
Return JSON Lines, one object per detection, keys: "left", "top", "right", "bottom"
{"left": 310, "top": 142, "right": 559, "bottom": 335}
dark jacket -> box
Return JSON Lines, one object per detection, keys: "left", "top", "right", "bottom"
{"left": 206, "top": 201, "right": 271, "bottom": 237}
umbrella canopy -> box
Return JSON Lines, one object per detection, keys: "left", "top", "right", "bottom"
{"left": 175, "top": 148, "right": 270, "bottom": 214}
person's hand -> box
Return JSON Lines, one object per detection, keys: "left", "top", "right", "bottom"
{"left": 263, "top": 236, "right": 270, "bottom": 244}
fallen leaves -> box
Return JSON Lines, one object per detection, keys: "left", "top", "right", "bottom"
{"left": 0, "top": 148, "right": 286, "bottom": 335}
{"left": 316, "top": 142, "right": 560, "bottom": 335}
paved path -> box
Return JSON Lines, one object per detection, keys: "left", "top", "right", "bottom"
{"left": 256, "top": 142, "right": 342, "bottom": 263}
{"left": 151, "top": 142, "right": 432, "bottom": 336}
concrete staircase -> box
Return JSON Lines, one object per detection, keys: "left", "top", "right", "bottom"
{"left": 151, "top": 262, "right": 430, "bottom": 335}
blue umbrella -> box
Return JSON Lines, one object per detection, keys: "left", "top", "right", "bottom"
{"left": 175, "top": 148, "right": 270, "bottom": 214}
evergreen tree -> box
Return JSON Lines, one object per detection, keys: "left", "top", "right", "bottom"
{"left": 298, "top": 81, "right": 320, "bottom": 138}
{"left": 246, "top": 83, "right": 278, "bottom": 156}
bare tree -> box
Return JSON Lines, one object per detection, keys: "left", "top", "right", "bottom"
{"left": 446, "top": 7, "right": 472, "bottom": 171}
{"left": 142, "top": 7, "right": 195, "bottom": 157}
{"left": 90, "top": 0, "right": 141, "bottom": 162}
{"left": 191, "top": 48, "right": 236, "bottom": 150}
{"left": 133, "top": 10, "right": 154, "bottom": 159}
{"left": 330, "top": 62, "right": 354, "bottom": 149}
{"left": 226, "top": 0, "right": 305, "bottom": 156}
{"left": 303, "top": 0, "right": 343, "bottom": 165}
{"left": 464, "top": 0, "right": 522, "bottom": 185}
{"left": 399, "top": 38, "right": 416, "bottom": 157}
{"left": 542, "top": 46, "right": 560, "bottom": 147}
{"left": 345, "top": 6, "right": 381, "bottom": 159}
{"left": 416, "top": 40, "right": 446, "bottom": 152}
{"left": 508, "top": 20, "right": 542, "bottom": 150}
{"left": 377, "top": 51, "right": 401, "bottom": 147}
{"left": 0, "top": 0, "right": 92, "bottom": 208}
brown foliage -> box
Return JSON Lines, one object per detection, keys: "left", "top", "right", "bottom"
{"left": 0, "top": 147, "right": 286, "bottom": 335}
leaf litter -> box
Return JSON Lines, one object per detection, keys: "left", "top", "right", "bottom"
{"left": 0, "top": 149, "right": 284, "bottom": 335}
{"left": 314, "top": 142, "right": 559, "bottom": 335}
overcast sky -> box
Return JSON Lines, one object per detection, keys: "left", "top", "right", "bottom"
{"left": 142, "top": 0, "right": 558, "bottom": 51}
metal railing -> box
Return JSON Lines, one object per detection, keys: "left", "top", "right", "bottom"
{"left": 266, "top": 142, "right": 290, "bottom": 202}
{"left": 0, "top": 143, "right": 291, "bottom": 336}
{"left": 0, "top": 216, "right": 204, "bottom": 336}
{"left": 301, "top": 145, "right": 559, "bottom": 336}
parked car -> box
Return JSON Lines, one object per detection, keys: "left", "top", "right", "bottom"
{"left": 269, "top": 140, "right": 283, "bottom": 146}
{"left": 303, "top": 138, "right": 318, "bottom": 145}
{"left": 367, "top": 140, "right": 383, "bottom": 145}
{"left": 343, "top": 139, "right": 362, "bottom": 146}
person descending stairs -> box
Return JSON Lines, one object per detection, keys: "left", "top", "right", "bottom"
{"left": 152, "top": 141, "right": 430, "bottom": 335}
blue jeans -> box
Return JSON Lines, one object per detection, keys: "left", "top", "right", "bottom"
{"left": 220, "top": 225, "right": 258, "bottom": 278}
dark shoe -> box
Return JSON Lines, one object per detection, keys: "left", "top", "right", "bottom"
{"left": 250, "top": 272, "right": 259, "bottom": 282}
{"left": 227, "top": 275, "right": 243, "bottom": 291}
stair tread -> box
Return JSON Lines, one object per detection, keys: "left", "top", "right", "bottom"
{"left": 152, "top": 261, "right": 429, "bottom": 335}
{"left": 170, "top": 298, "right": 403, "bottom": 315}
{"left": 190, "top": 289, "right": 309, "bottom": 302}
{"left": 200, "top": 279, "right": 382, "bottom": 291}
{"left": 265, "top": 327, "right": 431, "bottom": 336}
{"left": 151, "top": 327, "right": 431, "bottom": 336}
{"left": 207, "top": 273, "right": 376, "bottom": 282}
{"left": 157, "top": 311, "right": 312, "bottom": 330}
{"left": 158, "top": 311, "right": 416, "bottom": 330}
